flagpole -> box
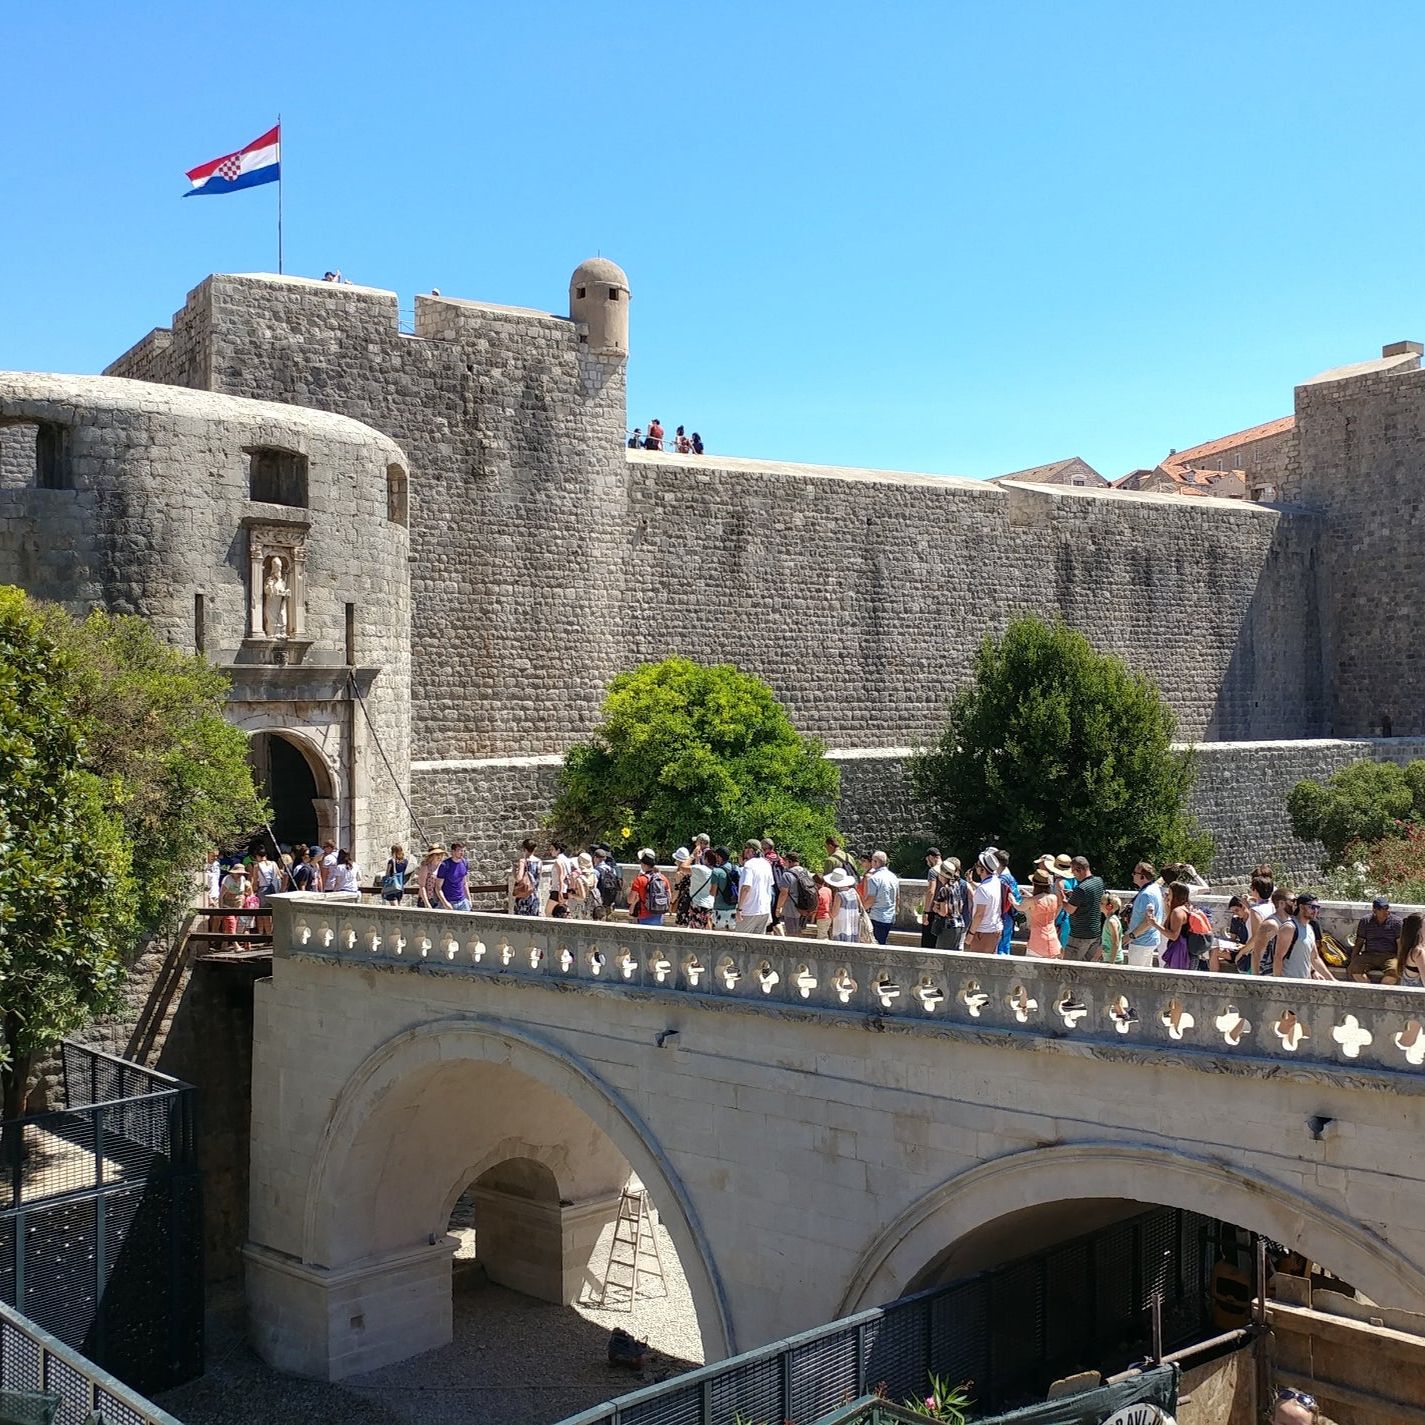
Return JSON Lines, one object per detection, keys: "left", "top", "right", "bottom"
{"left": 276, "top": 113, "right": 284, "bottom": 274}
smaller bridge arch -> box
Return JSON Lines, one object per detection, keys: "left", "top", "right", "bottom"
{"left": 247, "top": 1015, "right": 734, "bottom": 1379}
{"left": 838, "top": 1142, "right": 1425, "bottom": 1317}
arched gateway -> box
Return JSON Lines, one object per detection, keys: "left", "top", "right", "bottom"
{"left": 248, "top": 900, "right": 1425, "bottom": 1380}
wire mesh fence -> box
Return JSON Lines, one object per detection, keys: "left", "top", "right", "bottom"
{"left": 559, "top": 1207, "right": 1213, "bottom": 1425}
{"left": 0, "top": 1043, "right": 203, "bottom": 1396}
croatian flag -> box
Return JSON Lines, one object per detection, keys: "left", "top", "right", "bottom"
{"left": 185, "top": 125, "right": 280, "bottom": 196}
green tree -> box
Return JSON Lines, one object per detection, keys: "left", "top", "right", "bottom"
{"left": 910, "top": 616, "right": 1212, "bottom": 886}
{"left": 0, "top": 589, "right": 267, "bottom": 1117}
{"left": 0, "top": 589, "right": 135, "bottom": 1118}
{"left": 551, "top": 659, "right": 840, "bottom": 865}
{"left": 47, "top": 608, "right": 268, "bottom": 933}
{"left": 1286, "top": 758, "right": 1425, "bottom": 867}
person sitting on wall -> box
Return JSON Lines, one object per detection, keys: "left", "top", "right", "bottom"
{"left": 628, "top": 427, "right": 642, "bottom": 449}
{"left": 691, "top": 432, "right": 704, "bottom": 455}
{"left": 675, "top": 425, "right": 692, "bottom": 453}
{"left": 644, "top": 419, "right": 664, "bottom": 451}
{"left": 1347, "top": 895, "right": 1403, "bottom": 983}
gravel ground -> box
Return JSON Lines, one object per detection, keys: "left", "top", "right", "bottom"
{"left": 156, "top": 1222, "right": 704, "bottom": 1425}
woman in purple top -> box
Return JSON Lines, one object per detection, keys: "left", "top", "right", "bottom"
{"left": 436, "top": 841, "right": 471, "bottom": 911}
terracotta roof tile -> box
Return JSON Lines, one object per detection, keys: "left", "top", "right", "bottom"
{"left": 1161, "top": 415, "right": 1294, "bottom": 475}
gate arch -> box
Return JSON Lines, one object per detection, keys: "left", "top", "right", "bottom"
{"left": 301, "top": 1015, "right": 735, "bottom": 1358}
{"left": 838, "top": 1142, "right": 1425, "bottom": 1316}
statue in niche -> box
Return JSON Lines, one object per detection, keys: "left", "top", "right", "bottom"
{"left": 263, "top": 556, "right": 290, "bottom": 639}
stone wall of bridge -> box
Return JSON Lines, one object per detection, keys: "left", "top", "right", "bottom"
{"left": 246, "top": 898, "right": 1425, "bottom": 1380}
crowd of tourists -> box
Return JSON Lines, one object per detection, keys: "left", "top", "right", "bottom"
{"left": 628, "top": 420, "right": 704, "bottom": 454}
{"left": 202, "top": 834, "right": 1425, "bottom": 985}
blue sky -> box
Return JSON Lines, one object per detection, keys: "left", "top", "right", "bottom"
{"left": 3, "top": 1, "right": 1421, "bottom": 479}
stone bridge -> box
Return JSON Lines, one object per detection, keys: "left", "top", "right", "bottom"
{"left": 246, "top": 898, "right": 1425, "bottom": 1379}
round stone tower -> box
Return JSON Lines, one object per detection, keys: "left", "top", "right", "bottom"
{"left": 569, "top": 258, "right": 630, "bottom": 357}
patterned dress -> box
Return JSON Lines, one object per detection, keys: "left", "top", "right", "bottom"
{"left": 513, "top": 855, "right": 542, "bottom": 917}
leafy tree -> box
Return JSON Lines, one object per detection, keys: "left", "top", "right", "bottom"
{"left": 0, "top": 589, "right": 135, "bottom": 1119}
{"left": 910, "top": 616, "right": 1212, "bottom": 886}
{"left": 551, "top": 658, "right": 840, "bottom": 866}
{"left": 46, "top": 608, "right": 268, "bottom": 933}
{"left": 0, "top": 589, "right": 267, "bottom": 1117}
{"left": 1287, "top": 759, "right": 1425, "bottom": 866}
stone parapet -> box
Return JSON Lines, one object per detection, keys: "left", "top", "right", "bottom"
{"left": 269, "top": 898, "right": 1425, "bottom": 1084}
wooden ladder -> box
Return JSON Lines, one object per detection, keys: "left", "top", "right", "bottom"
{"left": 588, "top": 1184, "right": 667, "bottom": 1310}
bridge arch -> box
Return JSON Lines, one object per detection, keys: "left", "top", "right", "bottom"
{"left": 301, "top": 1015, "right": 735, "bottom": 1359}
{"left": 838, "top": 1142, "right": 1425, "bottom": 1316}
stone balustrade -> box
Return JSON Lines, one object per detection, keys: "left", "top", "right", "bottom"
{"left": 270, "top": 897, "right": 1425, "bottom": 1079}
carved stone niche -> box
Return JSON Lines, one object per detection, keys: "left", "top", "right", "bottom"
{"left": 244, "top": 517, "right": 310, "bottom": 644}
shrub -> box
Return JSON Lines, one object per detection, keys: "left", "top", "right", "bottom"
{"left": 1286, "top": 759, "right": 1425, "bottom": 867}
{"left": 551, "top": 659, "right": 840, "bottom": 866}
{"left": 910, "top": 615, "right": 1212, "bottom": 886}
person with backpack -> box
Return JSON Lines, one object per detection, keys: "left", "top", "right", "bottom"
{"left": 591, "top": 845, "right": 621, "bottom": 921}
{"left": 381, "top": 842, "right": 410, "bottom": 905}
{"left": 710, "top": 846, "right": 738, "bottom": 929}
{"left": 511, "top": 838, "right": 542, "bottom": 916}
{"left": 995, "top": 850, "right": 1021, "bottom": 955}
{"left": 252, "top": 847, "right": 284, "bottom": 904}
{"left": 775, "top": 850, "right": 816, "bottom": 937}
{"left": 628, "top": 849, "right": 671, "bottom": 926}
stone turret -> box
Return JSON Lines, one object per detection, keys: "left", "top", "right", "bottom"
{"left": 569, "top": 257, "right": 630, "bottom": 357}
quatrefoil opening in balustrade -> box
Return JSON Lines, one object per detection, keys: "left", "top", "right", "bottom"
{"left": 295, "top": 921, "right": 313, "bottom": 946}
{"left": 685, "top": 955, "right": 706, "bottom": 988}
{"left": 794, "top": 964, "right": 818, "bottom": 999}
{"left": 718, "top": 956, "right": 741, "bottom": 989}
{"left": 559, "top": 947, "right": 574, "bottom": 974}
{"left": 529, "top": 946, "right": 544, "bottom": 969}
{"left": 960, "top": 980, "right": 990, "bottom": 1018}
{"left": 1055, "top": 993, "right": 1088, "bottom": 1029}
{"left": 1273, "top": 1010, "right": 1309, "bottom": 1053}
{"left": 365, "top": 930, "right": 382, "bottom": 955}
{"left": 1107, "top": 995, "right": 1138, "bottom": 1034}
{"left": 1396, "top": 1018, "right": 1425, "bottom": 1066}
{"left": 1214, "top": 1007, "right": 1251, "bottom": 1045}
{"left": 1161, "top": 998, "right": 1195, "bottom": 1041}
{"left": 872, "top": 973, "right": 901, "bottom": 1009}
{"left": 917, "top": 977, "right": 944, "bottom": 1013}
{"left": 618, "top": 948, "right": 638, "bottom": 980}
{"left": 652, "top": 954, "right": 673, "bottom": 984}
{"left": 757, "top": 960, "right": 780, "bottom": 994}
{"left": 471, "top": 939, "right": 488, "bottom": 963}
{"left": 1330, "top": 1013, "right": 1372, "bottom": 1060}
{"left": 588, "top": 949, "right": 606, "bottom": 977}
{"left": 340, "top": 925, "right": 358, "bottom": 951}
{"left": 1008, "top": 984, "right": 1038, "bottom": 1023}
{"left": 497, "top": 940, "right": 515, "bottom": 966}
{"left": 832, "top": 968, "right": 858, "bottom": 1004}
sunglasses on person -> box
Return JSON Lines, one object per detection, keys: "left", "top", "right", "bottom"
{"left": 1275, "top": 1387, "right": 1317, "bottom": 1412}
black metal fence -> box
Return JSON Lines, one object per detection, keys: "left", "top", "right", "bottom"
{"left": 0, "top": 1043, "right": 203, "bottom": 1396}
{"left": 561, "top": 1207, "right": 1213, "bottom": 1425}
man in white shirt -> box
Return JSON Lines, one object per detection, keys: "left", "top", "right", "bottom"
{"left": 735, "top": 840, "right": 774, "bottom": 935}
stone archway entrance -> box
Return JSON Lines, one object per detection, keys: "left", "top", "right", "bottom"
{"left": 247, "top": 730, "right": 337, "bottom": 850}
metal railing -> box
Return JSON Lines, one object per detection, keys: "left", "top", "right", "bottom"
{"left": 0, "top": 1296, "right": 184, "bottom": 1425}
{"left": 1, "top": 1043, "right": 203, "bottom": 1396}
{"left": 559, "top": 1207, "right": 1212, "bottom": 1425}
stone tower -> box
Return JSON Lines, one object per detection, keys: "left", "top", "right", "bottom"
{"left": 569, "top": 257, "right": 631, "bottom": 357}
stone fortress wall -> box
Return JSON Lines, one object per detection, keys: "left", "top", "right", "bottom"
{"left": 0, "top": 371, "right": 412, "bottom": 877}
{"left": 0, "top": 257, "right": 1411, "bottom": 881}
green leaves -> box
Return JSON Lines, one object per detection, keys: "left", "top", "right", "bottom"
{"left": 0, "top": 588, "right": 266, "bottom": 1114}
{"left": 552, "top": 658, "right": 840, "bottom": 865}
{"left": 1288, "top": 759, "right": 1425, "bottom": 867}
{"left": 910, "top": 616, "right": 1212, "bottom": 886}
